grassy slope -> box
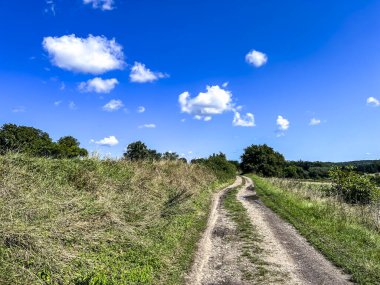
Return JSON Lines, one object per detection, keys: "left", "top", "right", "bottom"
{"left": 249, "top": 174, "right": 380, "bottom": 285}
{"left": 0, "top": 154, "right": 231, "bottom": 285}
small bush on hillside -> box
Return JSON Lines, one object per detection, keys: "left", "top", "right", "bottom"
{"left": 328, "top": 166, "right": 380, "bottom": 204}
{"left": 192, "top": 153, "right": 237, "bottom": 182}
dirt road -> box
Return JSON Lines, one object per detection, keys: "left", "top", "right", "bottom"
{"left": 186, "top": 176, "right": 353, "bottom": 285}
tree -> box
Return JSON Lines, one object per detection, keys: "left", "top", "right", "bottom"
{"left": 0, "top": 124, "right": 88, "bottom": 158}
{"left": 0, "top": 124, "right": 55, "bottom": 156}
{"left": 240, "top": 144, "right": 285, "bottom": 177}
{"left": 56, "top": 136, "right": 88, "bottom": 158}
{"left": 162, "top": 151, "right": 179, "bottom": 161}
{"left": 123, "top": 141, "right": 161, "bottom": 161}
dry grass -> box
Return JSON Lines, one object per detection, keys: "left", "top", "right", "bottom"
{"left": 0, "top": 154, "right": 225, "bottom": 284}
{"left": 266, "top": 178, "right": 380, "bottom": 232}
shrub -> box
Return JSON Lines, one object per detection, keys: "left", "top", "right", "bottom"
{"left": 328, "top": 166, "right": 380, "bottom": 204}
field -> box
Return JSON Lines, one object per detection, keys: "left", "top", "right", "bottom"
{"left": 249, "top": 175, "right": 380, "bottom": 284}
{"left": 0, "top": 154, "right": 231, "bottom": 285}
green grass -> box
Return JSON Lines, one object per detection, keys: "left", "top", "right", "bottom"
{"left": 0, "top": 154, "right": 233, "bottom": 285}
{"left": 249, "top": 174, "right": 380, "bottom": 285}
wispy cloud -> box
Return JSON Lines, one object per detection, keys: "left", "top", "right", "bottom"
{"left": 137, "top": 106, "right": 146, "bottom": 113}
{"left": 69, "top": 101, "right": 77, "bottom": 110}
{"left": 233, "top": 112, "right": 255, "bottom": 127}
{"left": 44, "top": 0, "right": 56, "bottom": 15}
{"left": 139, "top": 124, "right": 156, "bottom": 128}
{"left": 79, "top": 77, "right": 118, "bottom": 93}
{"left": 309, "top": 118, "right": 321, "bottom": 126}
{"left": 245, "top": 50, "right": 268, "bottom": 67}
{"left": 129, "top": 62, "right": 168, "bottom": 83}
{"left": 103, "top": 99, "right": 124, "bottom": 111}
{"left": 12, "top": 106, "right": 26, "bottom": 113}
{"left": 54, "top": 100, "right": 62, "bottom": 106}
{"left": 83, "top": 0, "right": 115, "bottom": 11}
{"left": 43, "top": 34, "right": 124, "bottom": 74}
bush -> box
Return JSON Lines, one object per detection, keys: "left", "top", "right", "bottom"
{"left": 192, "top": 153, "right": 237, "bottom": 183}
{"left": 328, "top": 166, "right": 380, "bottom": 204}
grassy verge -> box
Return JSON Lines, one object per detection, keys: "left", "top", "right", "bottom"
{"left": 222, "top": 180, "right": 271, "bottom": 282}
{"left": 249, "top": 174, "right": 380, "bottom": 285}
{"left": 0, "top": 154, "right": 233, "bottom": 285}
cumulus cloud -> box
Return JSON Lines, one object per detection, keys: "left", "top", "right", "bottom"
{"left": 83, "top": 0, "right": 114, "bottom": 10}
{"left": 78, "top": 77, "right": 118, "bottom": 93}
{"left": 102, "top": 99, "right": 123, "bottom": 111}
{"left": 43, "top": 34, "right": 124, "bottom": 74}
{"left": 245, "top": 50, "right": 268, "bottom": 67}
{"left": 129, "top": 62, "right": 168, "bottom": 83}
{"left": 137, "top": 106, "right": 145, "bottom": 113}
{"left": 367, "top": 96, "right": 380, "bottom": 107}
{"left": 233, "top": 112, "right": 255, "bottom": 127}
{"left": 139, "top": 124, "right": 156, "bottom": 128}
{"left": 179, "top": 85, "right": 234, "bottom": 121}
{"left": 277, "top": 115, "right": 289, "bottom": 130}
{"left": 309, "top": 118, "right": 321, "bottom": 126}
{"left": 95, "top": 135, "right": 119, "bottom": 146}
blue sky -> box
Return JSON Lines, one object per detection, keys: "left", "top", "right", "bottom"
{"left": 1, "top": 0, "right": 380, "bottom": 162}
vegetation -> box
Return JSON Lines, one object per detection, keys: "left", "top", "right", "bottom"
{"left": 123, "top": 141, "right": 162, "bottom": 161}
{"left": 191, "top": 152, "right": 237, "bottom": 183}
{"left": 240, "top": 144, "right": 285, "bottom": 177}
{"left": 329, "top": 166, "right": 380, "bottom": 204}
{"left": 0, "top": 124, "right": 87, "bottom": 158}
{"left": 249, "top": 174, "right": 380, "bottom": 284}
{"left": 0, "top": 154, "right": 234, "bottom": 284}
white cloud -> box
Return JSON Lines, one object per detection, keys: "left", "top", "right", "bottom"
{"left": 78, "top": 77, "right": 118, "bottom": 93}
{"left": 179, "top": 85, "right": 234, "bottom": 121}
{"left": 222, "top": 82, "right": 229, "bottom": 88}
{"left": 83, "top": 0, "right": 115, "bottom": 11}
{"left": 60, "top": 82, "right": 65, "bottom": 90}
{"left": 277, "top": 115, "right": 289, "bottom": 130}
{"left": 102, "top": 99, "right": 123, "bottom": 111}
{"left": 137, "top": 106, "right": 145, "bottom": 113}
{"left": 129, "top": 62, "right": 168, "bottom": 83}
{"left": 309, "top": 118, "right": 321, "bottom": 126}
{"left": 139, "top": 124, "right": 156, "bottom": 128}
{"left": 367, "top": 96, "right": 380, "bottom": 107}
{"left": 204, "top": 116, "right": 212, "bottom": 121}
{"left": 233, "top": 112, "right": 255, "bottom": 127}
{"left": 43, "top": 34, "right": 124, "bottom": 74}
{"left": 69, "top": 101, "right": 77, "bottom": 110}
{"left": 54, "top": 100, "right": 62, "bottom": 106}
{"left": 245, "top": 50, "right": 268, "bottom": 67}
{"left": 95, "top": 135, "right": 119, "bottom": 146}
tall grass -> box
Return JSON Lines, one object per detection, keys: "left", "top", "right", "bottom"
{"left": 266, "top": 177, "right": 380, "bottom": 231}
{"left": 0, "top": 154, "right": 228, "bottom": 285}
